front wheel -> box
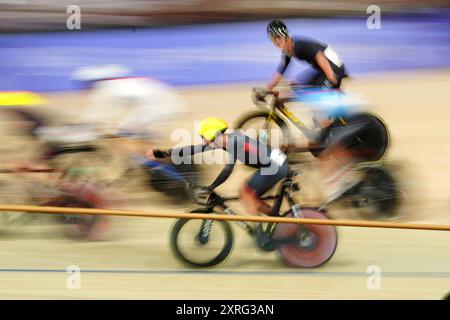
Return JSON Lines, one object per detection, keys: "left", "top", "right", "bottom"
{"left": 273, "top": 208, "right": 338, "bottom": 268}
{"left": 234, "top": 110, "right": 293, "bottom": 154}
{"left": 170, "top": 211, "right": 234, "bottom": 268}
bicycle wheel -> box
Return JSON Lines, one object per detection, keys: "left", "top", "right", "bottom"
{"left": 170, "top": 209, "right": 233, "bottom": 267}
{"left": 273, "top": 208, "right": 338, "bottom": 268}
{"left": 43, "top": 184, "right": 110, "bottom": 240}
{"left": 350, "top": 166, "right": 399, "bottom": 219}
{"left": 234, "top": 110, "right": 292, "bottom": 154}
{"left": 340, "top": 112, "right": 390, "bottom": 162}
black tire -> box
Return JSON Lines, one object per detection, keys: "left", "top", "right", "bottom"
{"left": 234, "top": 110, "right": 293, "bottom": 154}
{"left": 337, "top": 112, "right": 390, "bottom": 162}
{"left": 170, "top": 209, "right": 233, "bottom": 268}
{"left": 351, "top": 166, "right": 399, "bottom": 219}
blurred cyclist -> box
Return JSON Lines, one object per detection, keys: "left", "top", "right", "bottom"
{"left": 266, "top": 19, "right": 348, "bottom": 94}
{"left": 300, "top": 90, "right": 370, "bottom": 204}
{"left": 145, "top": 117, "right": 289, "bottom": 216}
{"left": 0, "top": 91, "right": 51, "bottom": 167}
{"left": 264, "top": 20, "right": 371, "bottom": 205}
{"left": 72, "top": 65, "right": 186, "bottom": 140}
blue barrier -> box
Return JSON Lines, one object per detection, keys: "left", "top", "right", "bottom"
{"left": 0, "top": 13, "right": 449, "bottom": 92}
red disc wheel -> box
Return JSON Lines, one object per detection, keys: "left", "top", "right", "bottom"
{"left": 43, "top": 182, "right": 111, "bottom": 240}
{"left": 273, "top": 208, "right": 338, "bottom": 268}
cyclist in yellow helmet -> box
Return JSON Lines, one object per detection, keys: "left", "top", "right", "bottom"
{"left": 146, "top": 117, "right": 289, "bottom": 216}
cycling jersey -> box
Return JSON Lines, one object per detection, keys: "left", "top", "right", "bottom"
{"left": 159, "top": 131, "right": 288, "bottom": 192}
{"left": 277, "top": 37, "right": 345, "bottom": 74}
{"left": 277, "top": 37, "right": 348, "bottom": 89}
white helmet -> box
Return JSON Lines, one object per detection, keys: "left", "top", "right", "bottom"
{"left": 71, "top": 64, "right": 131, "bottom": 82}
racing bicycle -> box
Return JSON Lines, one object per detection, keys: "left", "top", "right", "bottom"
{"left": 234, "top": 87, "right": 402, "bottom": 219}
{"left": 170, "top": 170, "right": 338, "bottom": 268}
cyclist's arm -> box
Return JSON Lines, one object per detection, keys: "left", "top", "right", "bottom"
{"left": 152, "top": 143, "right": 209, "bottom": 158}
{"left": 268, "top": 54, "right": 291, "bottom": 90}
{"left": 267, "top": 72, "right": 283, "bottom": 91}
{"left": 207, "top": 162, "right": 236, "bottom": 191}
{"left": 315, "top": 51, "right": 337, "bottom": 85}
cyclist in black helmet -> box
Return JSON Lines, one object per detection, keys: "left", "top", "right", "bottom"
{"left": 266, "top": 19, "right": 348, "bottom": 92}
{"left": 266, "top": 20, "right": 364, "bottom": 205}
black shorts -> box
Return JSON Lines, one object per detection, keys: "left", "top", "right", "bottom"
{"left": 246, "top": 160, "right": 289, "bottom": 196}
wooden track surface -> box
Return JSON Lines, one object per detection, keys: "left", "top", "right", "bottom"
{"left": 0, "top": 69, "right": 449, "bottom": 299}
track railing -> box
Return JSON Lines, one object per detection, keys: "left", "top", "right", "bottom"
{"left": 0, "top": 204, "right": 449, "bottom": 232}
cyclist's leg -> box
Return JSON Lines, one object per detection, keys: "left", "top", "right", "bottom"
{"left": 240, "top": 185, "right": 271, "bottom": 215}
{"left": 338, "top": 65, "right": 349, "bottom": 87}
{"left": 239, "top": 161, "right": 288, "bottom": 215}
{"left": 319, "top": 119, "right": 369, "bottom": 203}
{"left": 324, "top": 64, "right": 348, "bottom": 89}
{"left": 294, "top": 69, "right": 336, "bottom": 128}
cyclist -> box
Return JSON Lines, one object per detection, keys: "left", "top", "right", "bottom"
{"left": 145, "top": 117, "right": 289, "bottom": 216}
{"left": 72, "top": 65, "right": 186, "bottom": 139}
{"left": 266, "top": 19, "right": 348, "bottom": 92}
{"left": 265, "top": 20, "right": 374, "bottom": 204}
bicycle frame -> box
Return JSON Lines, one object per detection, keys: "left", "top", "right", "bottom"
{"left": 256, "top": 88, "right": 318, "bottom": 142}
{"left": 199, "top": 172, "right": 302, "bottom": 238}
{"left": 257, "top": 88, "right": 350, "bottom": 144}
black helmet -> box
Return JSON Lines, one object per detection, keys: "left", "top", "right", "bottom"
{"left": 267, "top": 20, "right": 289, "bottom": 38}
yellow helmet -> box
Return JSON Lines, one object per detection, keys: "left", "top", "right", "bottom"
{"left": 198, "top": 117, "right": 228, "bottom": 141}
{"left": 0, "top": 91, "right": 47, "bottom": 107}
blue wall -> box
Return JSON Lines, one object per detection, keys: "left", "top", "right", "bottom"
{"left": 0, "top": 13, "right": 449, "bottom": 91}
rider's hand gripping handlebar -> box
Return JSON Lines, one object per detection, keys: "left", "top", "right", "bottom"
{"left": 251, "top": 87, "right": 279, "bottom": 107}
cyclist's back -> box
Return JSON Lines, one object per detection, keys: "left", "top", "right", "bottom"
{"left": 224, "top": 131, "right": 277, "bottom": 169}
{"left": 279, "top": 37, "right": 346, "bottom": 75}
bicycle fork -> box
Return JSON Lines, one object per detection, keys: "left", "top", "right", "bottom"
{"left": 223, "top": 206, "right": 254, "bottom": 235}
{"left": 198, "top": 204, "right": 254, "bottom": 244}
{"left": 198, "top": 219, "right": 214, "bottom": 244}
{"left": 287, "top": 194, "right": 317, "bottom": 249}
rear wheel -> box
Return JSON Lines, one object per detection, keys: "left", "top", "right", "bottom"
{"left": 170, "top": 209, "right": 233, "bottom": 267}
{"left": 43, "top": 185, "right": 110, "bottom": 240}
{"left": 338, "top": 112, "right": 390, "bottom": 162}
{"left": 350, "top": 166, "right": 400, "bottom": 219}
{"left": 273, "top": 208, "right": 338, "bottom": 268}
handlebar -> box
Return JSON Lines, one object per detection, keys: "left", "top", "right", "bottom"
{"left": 252, "top": 84, "right": 335, "bottom": 107}
{"left": 251, "top": 87, "right": 279, "bottom": 107}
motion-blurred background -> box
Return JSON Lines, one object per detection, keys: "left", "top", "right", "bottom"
{"left": 0, "top": 0, "right": 449, "bottom": 30}
{"left": 0, "top": 0, "right": 449, "bottom": 299}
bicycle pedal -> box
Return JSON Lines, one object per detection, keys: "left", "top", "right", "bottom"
{"left": 255, "top": 226, "right": 277, "bottom": 252}
{"left": 257, "top": 237, "right": 277, "bottom": 252}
